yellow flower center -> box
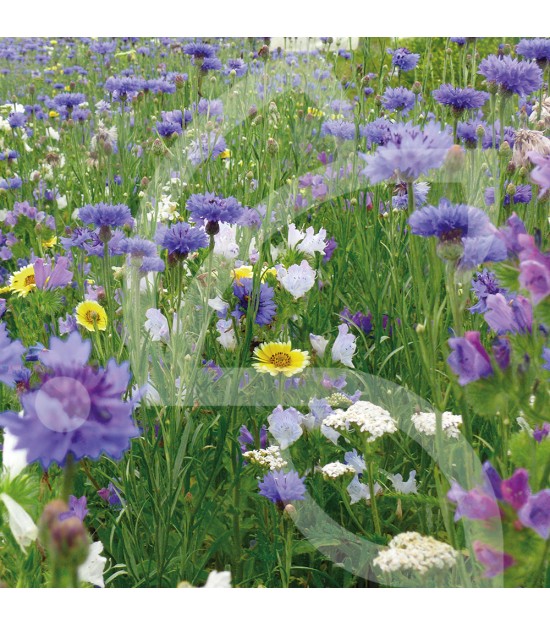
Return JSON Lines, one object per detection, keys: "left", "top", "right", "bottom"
{"left": 85, "top": 311, "right": 100, "bottom": 324}
{"left": 269, "top": 352, "right": 292, "bottom": 368}
{"left": 24, "top": 275, "right": 36, "bottom": 287}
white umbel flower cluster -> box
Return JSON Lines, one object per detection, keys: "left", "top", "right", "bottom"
{"left": 243, "top": 446, "right": 287, "bottom": 471}
{"left": 374, "top": 532, "right": 457, "bottom": 575}
{"left": 411, "top": 411, "right": 462, "bottom": 439}
{"left": 320, "top": 461, "right": 356, "bottom": 480}
{"left": 323, "top": 401, "right": 397, "bottom": 442}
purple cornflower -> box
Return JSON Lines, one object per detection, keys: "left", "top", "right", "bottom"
{"left": 0, "top": 332, "right": 139, "bottom": 469}
{"left": 473, "top": 542, "right": 515, "bottom": 578}
{"left": 182, "top": 42, "right": 216, "bottom": 59}
{"left": 258, "top": 469, "right": 306, "bottom": 507}
{"left": 433, "top": 84, "right": 489, "bottom": 114}
{"left": 470, "top": 269, "right": 506, "bottom": 314}
{"left": 233, "top": 278, "right": 276, "bottom": 327}
{"left": 518, "top": 490, "right": 550, "bottom": 539}
{"left": 59, "top": 495, "right": 88, "bottom": 521}
{"left": 238, "top": 424, "right": 268, "bottom": 453}
{"left": 320, "top": 120, "right": 356, "bottom": 141}
{"left": 381, "top": 86, "right": 417, "bottom": 114}
{"left": 516, "top": 38, "right": 550, "bottom": 65}
{"left": 484, "top": 293, "right": 532, "bottom": 335}
{"left": 478, "top": 54, "right": 543, "bottom": 97}
{"left": 120, "top": 236, "right": 165, "bottom": 273}
{"left": 518, "top": 236, "right": 550, "bottom": 305}
{"left": 155, "top": 221, "right": 208, "bottom": 261}
{"left": 447, "top": 331, "right": 493, "bottom": 385}
{"left": 323, "top": 237, "right": 338, "bottom": 262}
{"left": 388, "top": 47, "right": 420, "bottom": 72}
{"left": 359, "top": 121, "right": 453, "bottom": 183}
{"left": 79, "top": 203, "right": 134, "bottom": 229}
{"left": 0, "top": 323, "right": 25, "bottom": 388}
{"left": 186, "top": 192, "right": 244, "bottom": 233}
{"left": 501, "top": 469, "right": 531, "bottom": 511}
{"left": 484, "top": 184, "right": 532, "bottom": 206}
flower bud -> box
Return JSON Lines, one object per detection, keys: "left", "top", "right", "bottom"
{"left": 267, "top": 138, "right": 279, "bottom": 155}
{"left": 499, "top": 140, "right": 512, "bottom": 159}
{"left": 412, "top": 81, "right": 422, "bottom": 95}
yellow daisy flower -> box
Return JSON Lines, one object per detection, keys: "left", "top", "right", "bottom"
{"left": 218, "top": 149, "right": 231, "bottom": 159}
{"left": 49, "top": 110, "right": 60, "bottom": 118}
{"left": 75, "top": 301, "right": 108, "bottom": 332}
{"left": 9, "top": 264, "right": 36, "bottom": 297}
{"left": 252, "top": 341, "right": 310, "bottom": 377}
{"left": 0, "top": 285, "right": 11, "bottom": 294}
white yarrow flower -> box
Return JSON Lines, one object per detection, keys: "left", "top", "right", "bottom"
{"left": 321, "top": 461, "right": 356, "bottom": 480}
{"left": 374, "top": 532, "right": 457, "bottom": 575}
{"left": 411, "top": 411, "right": 462, "bottom": 439}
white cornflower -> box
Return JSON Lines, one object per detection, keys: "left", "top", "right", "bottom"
{"left": 373, "top": 532, "right": 457, "bottom": 575}
{"left": 277, "top": 260, "right": 316, "bottom": 298}
{"left": 214, "top": 223, "right": 239, "bottom": 259}
{"left": 78, "top": 541, "right": 107, "bottom": 588}
{"left": 331, "top": 323, "right": 356, "bottom": 368}
{"left": 144, "top": 308, "right": 169, "bottom": 343}
{"left": 309, "top": 333, "right": 329, "bottom": 357}
{"left": 347, "top": 475, "right": 381, "bottom": 504}
{"left": 387, "top": 470, "right": 418, "bottom": 495}
{"left": 321, "top": 461, "right": 356, "bottom": 480}
{"left": 411, "top": 411, "right": 462, "bottom": 439}
{"left": 0, "top": 493, "right": 38, "bottom": 553}
{"left": 243, "top": 446, "right": 288, "bottom": 471}
{"left": 216, "top": 319, "right": 237, "bottom": 351}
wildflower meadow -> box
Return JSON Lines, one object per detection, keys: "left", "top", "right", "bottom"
{"left": 0, "top": 34, "right": 549, "bottom": 594}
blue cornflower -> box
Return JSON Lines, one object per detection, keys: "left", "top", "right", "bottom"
{"left": 381, "top": 86, "right": 417, "bottom": 114}
{"left": 0, "top": 323, "right": 25, "bottom": 388}
{"left": 225, "top": 58, "right": 248, "bottom": 77}
{"left": 388, "top": 47, "right": 420, "bottom": 72}
{"left": 186, "top": 192, "right": 244, "bottom": 233}
{"left": 359, "top": 121, "right": 453, "bottom": 183}
{"left": 391, "top": 181, "right": 430, "bottom": 210}
{"left": 485, "top": 184, "right": 532, "bottom": 206}
{"left": 200, "top": 57, "right": 222, "bottom": 72}
{"left": 155, "top": 221, "right": 208, "bottom": 260}
{"left": 409, "top": 198, "right": 507, "bottom": 268}
{"left": 478, "top": 54, "right": 543, "bottom": 97}
{"left": 156, "top": 120, "right": 182, "bottom": 138}
{"left": 233, "top": 278, "right": 276, "bottom": 327}
{"left": 0, "top": 332, "right": 139, "bottom": 469}
{"left": 516, "top": 38, "right": 550, "bottom": 65}
{"left": 79, "top": 203, "right": 134, "bottom": 229}
{"left": 53, "top": 93, "right": 86, "bottom": 109}
{"left": 258, "top": 469, "right": 306, "bottom": 507}
{"left": 359, "top": 118, "right": 394, "bottom": 148}
{"left": 187, "top": 132, "right": 227, "bottom": 166}
{"left": 433, "top": 84, "right": 490, "bottom": 113}
{"left": 182, "top": 42, "right": 216, "bottom": 59}
{"left": 120, "top": 236, "right": 165, "bottom": 273}
{"left": 470, "top": 269, "right": 507, "bottom": 314}
{"left": 320, "top": 119, "right": 356, "bottom": 141}
{"left": 8, "top": 111, "right": 27, "bottom": 128}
